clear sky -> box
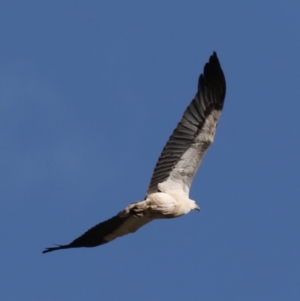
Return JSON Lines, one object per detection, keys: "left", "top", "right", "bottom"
{"left": 1, "top": 1, "right": 300, "bottom": 300}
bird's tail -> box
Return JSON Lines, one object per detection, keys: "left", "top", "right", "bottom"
{"left": 119, "top": 200, "right": 149, "bottom": 218}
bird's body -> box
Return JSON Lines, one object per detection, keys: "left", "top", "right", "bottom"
{"left": 121, "top": 192, "right": 199, "bottom": 219}
{"left": 43, "top": 52, "right": 226, "bottom": 254}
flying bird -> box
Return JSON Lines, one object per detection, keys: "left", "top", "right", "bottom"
{"left": 43, "top": 52, "right": 226, "bottom": 253}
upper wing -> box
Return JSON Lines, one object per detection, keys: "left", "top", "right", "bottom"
{"left": 147, "top": 52, "right": 226, "bottom": 196}
{"left": 43, "top": 214, "right": 152, "bottom": 253}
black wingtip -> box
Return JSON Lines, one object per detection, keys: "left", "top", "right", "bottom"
{"left": 42, "top": 244, "right": 69, "bottom": 254}
{"left": 208, "top": 51, "right": 221, "bottom": 67}
{"left": 200, "top": 51, "right": 226, "bottom": 109}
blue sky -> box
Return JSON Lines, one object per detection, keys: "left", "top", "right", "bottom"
{"left": 1, "top": 1, "right": 300, "bottom": 300}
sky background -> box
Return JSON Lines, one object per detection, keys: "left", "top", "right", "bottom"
{"left": 1, "top": 1, "right": 300, "bottom": 300}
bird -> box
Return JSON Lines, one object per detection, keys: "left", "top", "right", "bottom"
{"left": 43, "top": 52, "right": 226, "bottom": 254}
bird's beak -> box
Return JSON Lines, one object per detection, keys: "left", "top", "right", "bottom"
{"left": 195, "top": 205, "right": 200, "bottom": 211}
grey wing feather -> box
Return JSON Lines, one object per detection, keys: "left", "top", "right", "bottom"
{"left": 147, "top": 52, "right": 226, "bottom": 196}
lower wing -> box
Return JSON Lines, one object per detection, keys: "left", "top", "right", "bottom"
{"left": 43, "top": 214, "right": 152, "bottom": 253}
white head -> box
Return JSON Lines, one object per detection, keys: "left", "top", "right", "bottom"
{"left": 189, "top": 199, "right": 200, "bottom": 211}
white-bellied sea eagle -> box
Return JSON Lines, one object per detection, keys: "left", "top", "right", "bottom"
{"left": 43, "top": 52, "right": 226, "bottom": 253}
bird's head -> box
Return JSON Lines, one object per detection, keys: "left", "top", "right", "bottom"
{"left": 190, "top": 199, "right": 200, "bottom": 212}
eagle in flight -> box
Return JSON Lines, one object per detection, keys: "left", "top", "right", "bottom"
{"left": 43, "top": 52, "right": 226, "bottom": 253}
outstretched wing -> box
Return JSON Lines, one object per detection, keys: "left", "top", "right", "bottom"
{"left": 147, "top": 52, "right": 226, "bottom": 196}
{"left": 43, "top": 215, "right": 152, "bottom": 253}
